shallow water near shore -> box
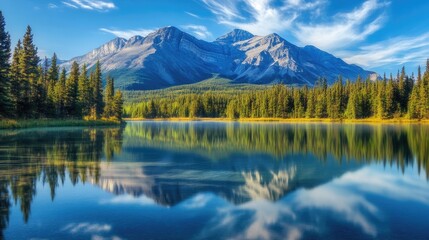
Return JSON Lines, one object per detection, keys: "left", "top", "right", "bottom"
{"left": 1, "top": 121, "right": 428, "bottom": 240}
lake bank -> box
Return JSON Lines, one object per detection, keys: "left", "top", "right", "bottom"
{"left": 124, "top": 117, "right": 429, "bottom": 124}
{"left": 0, "top": 119, "right": 122, "bottom": 129}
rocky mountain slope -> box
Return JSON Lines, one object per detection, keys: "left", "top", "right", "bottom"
{"left": 60, "top": 26, "right": 375, "bottom": 90}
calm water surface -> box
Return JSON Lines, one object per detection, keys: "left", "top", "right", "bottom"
{"left": 0, "top": 121, "right": 428, "bottom": 240}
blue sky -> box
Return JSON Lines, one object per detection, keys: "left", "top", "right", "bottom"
{"left": 1, "top": 0, "right": 429, "bottom": 74}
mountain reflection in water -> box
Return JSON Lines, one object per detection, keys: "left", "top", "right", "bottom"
{"left": 0, "top": 122, "right": 428, "bottom": 240}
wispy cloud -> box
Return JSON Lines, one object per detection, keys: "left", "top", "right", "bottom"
{"left": 63, "top": 0, "right": 116, "bottom": 11}
{"left": 185, "top": 11, "right": 201, "bottom": 19}
{"left": 48, "top": 3, "right": 58, "bottom": 9}
{"left": 202, "top": 0, "right": 386, "bottom": 48}
{"left": 294, "top": 0, "right": 388, "bottom": 51}
{"left": 181, "top": 25, "right": 212, "bottom": 39}
{"left": 201, "top": 0, "right": 396, "bottom": 67}
{"left": 201, "top": 0, "right": 311, "bottom": 35}
{"left": 100, "top": 28, "right": 154, "bottom": 39}
{"left": 281, "top": 0, "right": 326, "bottom": 11}
{"left": 62, "top": 1, "right": 78, "bottom": 8}
{"left": 341, "top": 33, "right": 429, "bottom": 68}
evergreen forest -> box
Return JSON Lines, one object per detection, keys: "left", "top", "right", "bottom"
{"left": 125, "top": 65, "right": 429, "bottom": 120}
{"left": 0, "top": 11, "right": 123, "bottom": 121}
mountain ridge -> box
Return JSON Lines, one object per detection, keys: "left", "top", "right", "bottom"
{"left": 60, "top": 26, "right": 376, "bottom": 90}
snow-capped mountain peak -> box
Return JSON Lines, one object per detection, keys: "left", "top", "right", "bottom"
{"left": 60, "top": 26, "right": 375, "bottom": 90}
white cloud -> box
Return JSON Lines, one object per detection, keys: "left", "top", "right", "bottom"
{"left": 294, "top": 0, "right": 388, "bottom": 51}
{"left": 100, "top": 195, "right": 156, "bottom": 206}
{"left": 202, "top": 0, "right": 306, "bottom": 35}
{"left": 63, "top": 0, "right": 116, "bottom": 11}
{"left": 294, "top": 185, "right": 379, "bottom": 236}
{"left": 181, "top": 25, "right": 212, "bottom": 39}
{"left": 201, "top": 0, "right": 394, "bottom": 66}
{"left": 202, "top": 0, "right": 386, "bottom": 46}
{"left": 180, "top": 193, "right": 214, "bottom": 209}
{"left": 62, "top": 222, "right": 112, "bottom": 234}
{"left": 341, "top": 33, "right": 429, "bottom": 68}
{"left": 100, "top": 28, "right": 154, "bottom": 39}
{"left": 91, "top": 235, "right": 124, "bottom": 240}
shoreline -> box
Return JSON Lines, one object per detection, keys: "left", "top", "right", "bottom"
{"left": 124, "top": 117, "right": 429, "bottom": 124}
{"left": 0, "top": 119, "right": 123, "bottom": 130}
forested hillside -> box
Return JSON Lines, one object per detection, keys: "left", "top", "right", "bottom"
{"left": 125, "top": 65, "right": 429, "bottom": 120}
{"left": 0, "top": 11, "right": 123, "bottom": 121}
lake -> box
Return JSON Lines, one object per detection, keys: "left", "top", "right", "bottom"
{"left": 0, "top": 121, "right": 428, "bottom": 240}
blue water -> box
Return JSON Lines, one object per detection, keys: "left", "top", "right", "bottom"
{"left": 1, "top": 121, "right": 428, "bottom": 240}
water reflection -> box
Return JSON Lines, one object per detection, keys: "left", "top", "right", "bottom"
{"left": 0, "top": 122, "right": 428, "bottom": 239}
{"left": 0, "top": 127, "right": 124, "bottom": 238}
{"left": 197, "top": 166, "right": 429, "bottom": 240}
{"left": 124, "top": 122, "right": 428, "bottom": 174}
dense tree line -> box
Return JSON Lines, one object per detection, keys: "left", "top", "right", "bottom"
{"left": 0, "top": 11, "right": 123, "bottom": 121}
{"left": 125, "top": 64, "right": 429, "bottom": 120}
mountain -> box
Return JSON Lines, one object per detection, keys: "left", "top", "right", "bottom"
{"left": 60, "top": 26, "right": 376, "bottom": 90}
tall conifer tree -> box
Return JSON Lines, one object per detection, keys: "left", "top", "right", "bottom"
{"left": 10, "top": 39, "right": 22, "bottom": 115}
{"left": 103, "top": 76, "right": 115, "bottom": 118}
{"left": 0, "top": 11, "right": 12, "bottom": 117}
{"left": 78, "top": 64, "right": 91, "bottom": 117}
{"left": 19, "top": 26, "right": 40, "bottom": 117}
{"left": 91, "top": 61, "right": 103, "bottom": 119}
{"left": 64, "top": 62, "right": 79, "bottom": 117}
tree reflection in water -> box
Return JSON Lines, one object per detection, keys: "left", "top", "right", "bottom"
{"left": 0, "top": 127, "right": 124, "bottom": 238}
{"left": 0, "top": 122, "right": 428, "bottom": 238}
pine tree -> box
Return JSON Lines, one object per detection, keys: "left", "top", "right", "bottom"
{"left": 46, "top": 53, "right": 59, "bottom": 117}
{"left": 306, "top": 90, "right": 315, "bottom": 118}
{"left": 377, "top": 80, "right": 387, "bottom": 118}
{"left": 398, "top": 66, "right": 406, "bottom": 113}
{"left": 385, "top": 76, "right": 395, "bottom": 118}
{"left": 314, "top": 78, "right": 328, "bottom": 118}
{"left": 345, "top": 90, "right": 358, "bottom": 119}
{"left": 420, "top": 60, "right": 429, "bottom": 118}
{"left": 0, "top": 11, "right": 12, "bottom": 117}
{"left": 10, "top": 39, "right": 22, "bottom": 115}
{"left": 54, "top": 68, "right": 66, "bottom": 116}
{"left": 34, "top": 67, "right": 47, "bottom": 117}
{"left": 103, "top": 76, "right": 115, "bottom": 118}
{"left": 408, "top": 86, "right": 420, "bottom": 119}
{"left": 47, "top": 53, "right": 59, "bottom": 83}
{"left": 19, "top": 26, "right": 40, "bottom": 117}
{"left": 112, "top": 90, "right": 124, "bottom": 121}
{"left": 64, "top": 62, "right": 79, "bottom": 117}
{"left": 91, "top": 61, "right": 103, "bottom": 119}
{"left": 42, "top": 57, "right": 49, "bottom": 82}
{"left": 78, "top": 64, "right": 91, "bottom": 117}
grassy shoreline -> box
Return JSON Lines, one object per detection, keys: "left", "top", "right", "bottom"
{"left": 124, "top": 117, "right": 429, "bottom": 124}
{"left": 0, "top": 119, "right": 122, "bottom": 130}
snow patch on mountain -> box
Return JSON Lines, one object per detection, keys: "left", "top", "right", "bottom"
{"left": 60, "top": 26, "right": 375, "bottom": 90}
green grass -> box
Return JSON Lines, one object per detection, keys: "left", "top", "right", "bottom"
{"left": 123, "top": 77, "right": 271, "bottom": 102}
{"left": 0, "top": 119, "right": 122, "bottom": 130}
